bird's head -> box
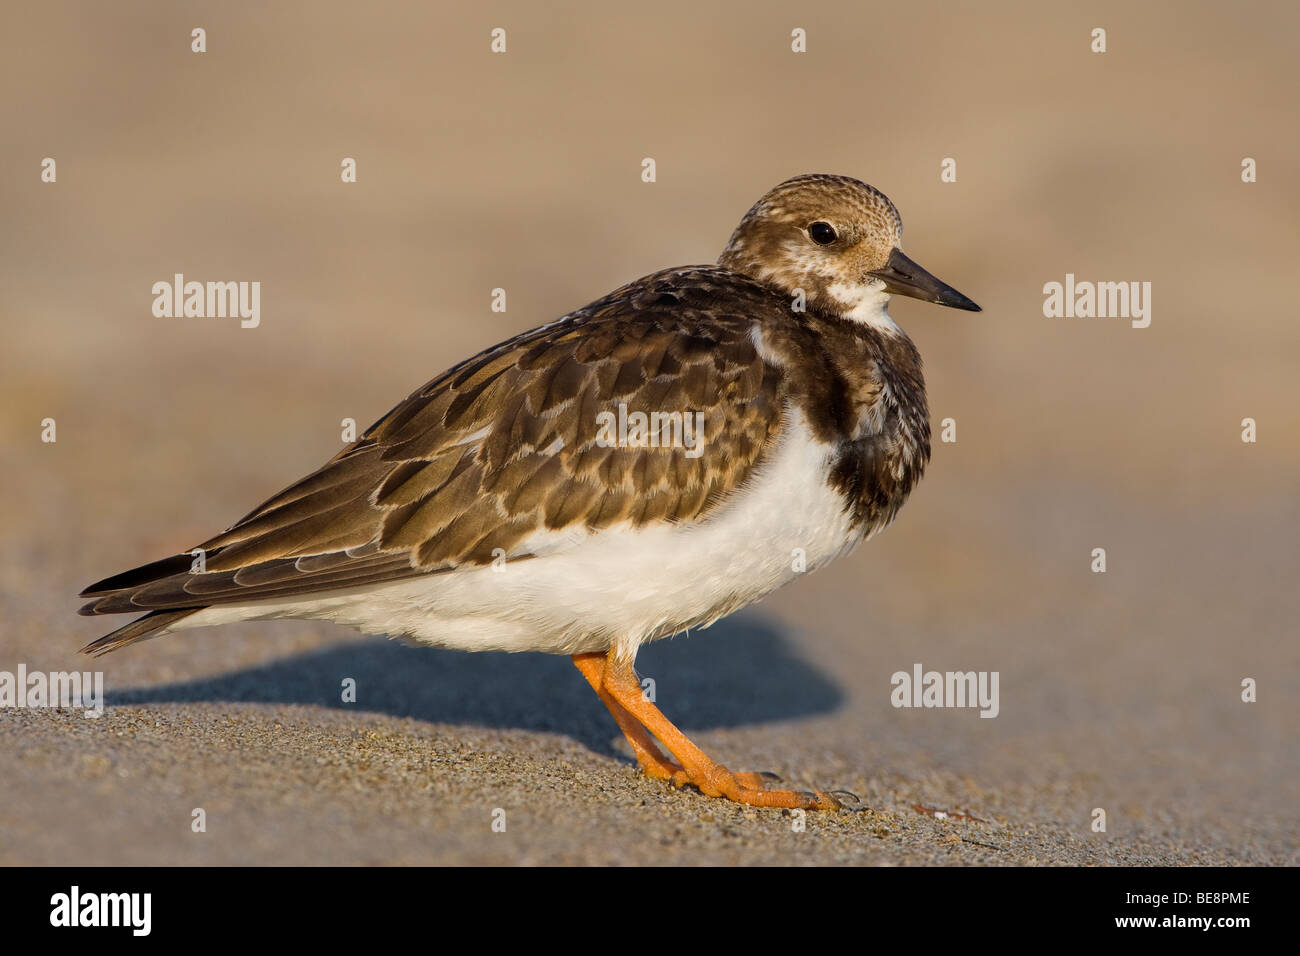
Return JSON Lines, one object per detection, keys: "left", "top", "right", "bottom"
{"left": 718, "top": 173, "right": 980, "bottom": 328}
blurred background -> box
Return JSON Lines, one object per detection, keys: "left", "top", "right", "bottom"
{"left": 1, "top": 1, "right": 1296, "bottom": 864}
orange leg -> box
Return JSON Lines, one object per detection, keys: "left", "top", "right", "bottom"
{"left": 572, "top": 652, "right": 688, "bottom": 783}
{"left": 572, "top": 650, "right": 849, "bottom": 810}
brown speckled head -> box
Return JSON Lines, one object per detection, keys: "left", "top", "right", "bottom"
{"left": 718, "top": 174, "right": 979, "bottom": 324}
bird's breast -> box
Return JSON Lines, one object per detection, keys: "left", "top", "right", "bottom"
{"left": 817, "top": 326, "right": 931, "bottom": 535}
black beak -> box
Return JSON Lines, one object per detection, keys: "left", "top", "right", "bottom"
{"left": 868, "top": 248, "right": 981, "bottom": 312}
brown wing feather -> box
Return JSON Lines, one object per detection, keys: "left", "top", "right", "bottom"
{"left": 80, "top": 267, "right": 789, "bottom": 618}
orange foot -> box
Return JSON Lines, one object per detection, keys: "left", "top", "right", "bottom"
{"left": 572, "top": 650, "right": 858, "bottom": 811}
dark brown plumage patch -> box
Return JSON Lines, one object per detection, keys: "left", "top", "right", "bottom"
{"left": 817, "top": 324, "right": 930, "bottom": 532}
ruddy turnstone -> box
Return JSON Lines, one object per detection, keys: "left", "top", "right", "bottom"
{"left": 80, "top": 174, "right": 979, "bottom": 810}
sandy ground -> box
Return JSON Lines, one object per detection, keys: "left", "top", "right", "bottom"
{"left": 1, "top": 1, "right": 1298, "bottom": 865}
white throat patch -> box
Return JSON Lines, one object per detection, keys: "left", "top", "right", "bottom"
{"left": 829, "top": 280, "right": 901, "bottom": 333}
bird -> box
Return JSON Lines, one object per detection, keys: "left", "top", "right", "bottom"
{"left": 78, "top": 173, "right": 980, "bottom": 810}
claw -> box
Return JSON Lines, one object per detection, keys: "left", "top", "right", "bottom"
{"left": 732, "top": 769, "right": 784, "bottom": 789}
{"left": 828, "top": 789, "right": 865, "bottom": 811}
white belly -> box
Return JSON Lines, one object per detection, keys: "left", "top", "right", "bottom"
{"left": 180, "top": 413, "right": 863, "bottom": 660}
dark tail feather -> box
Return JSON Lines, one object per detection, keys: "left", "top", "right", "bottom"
{"left": 80, "top": 608, "right": 204, "bottom": 657}
{"left": 79, "top": 554, "right": 196, "bottom": 598}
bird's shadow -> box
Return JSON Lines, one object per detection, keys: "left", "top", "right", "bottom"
{"left": 108, "top": 616, "right": 844, "bottom": 759}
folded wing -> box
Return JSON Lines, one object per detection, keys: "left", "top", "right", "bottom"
{"left": 78, "top": 269, "right": 788, "bottom": 651}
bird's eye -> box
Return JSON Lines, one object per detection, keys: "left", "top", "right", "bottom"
{"left": 808, "top": 221, "right": 837, "bottom": 245}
